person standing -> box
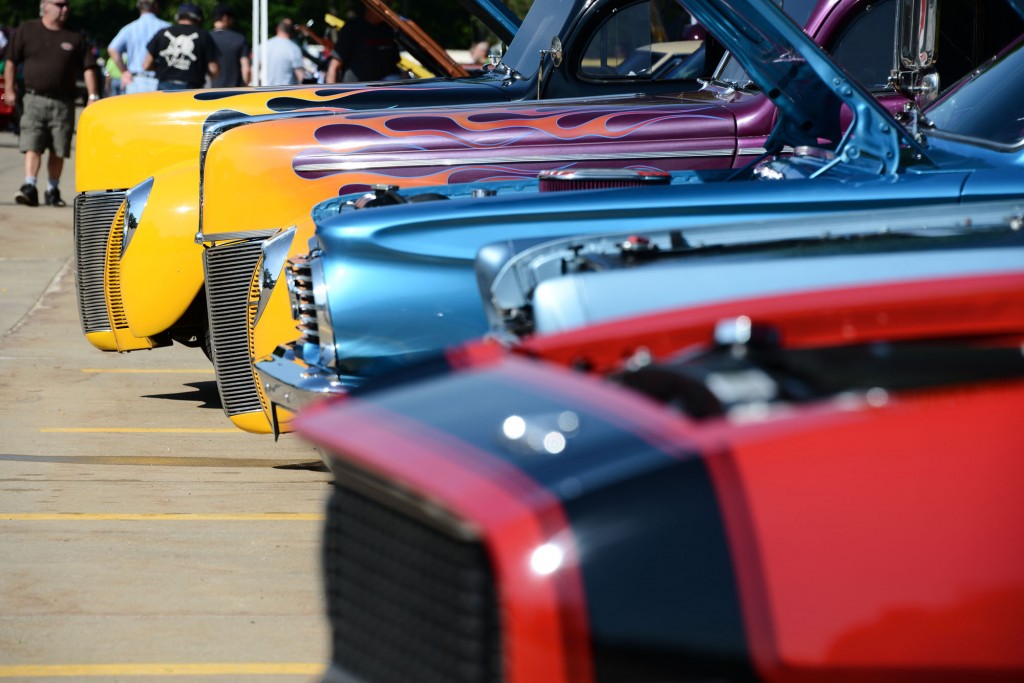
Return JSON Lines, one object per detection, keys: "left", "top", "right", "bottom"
{"left": 106, "top": 0, "right": 169, "bottom": 95}
{"left": 4, "top": 0, "right": 99, "bottom": 207}
{"left": 143, "top": 3, "right": 219, "bottom": 90}
{"left": 261, "top": 18, "right": 305, "bottom": 86}
{"left": 325, "top": 2, "right": 400, "bottom": 83}
{"left": 210, "top": 4, "right": 251, "bottom": 87}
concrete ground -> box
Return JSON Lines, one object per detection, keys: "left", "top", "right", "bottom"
{"left": 0, "top": 120, "right": 332, "bottom": 682}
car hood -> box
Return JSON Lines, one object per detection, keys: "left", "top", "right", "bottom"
{"left": 482, "top": 199, "right": 1024, "bottom": 338}
{"left": 679, "top": 0, "right": 914, "bottom": 174}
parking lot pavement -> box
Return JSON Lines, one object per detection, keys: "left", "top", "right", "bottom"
{"left": 0, "top": 128, "right": 332, "bottom": 682}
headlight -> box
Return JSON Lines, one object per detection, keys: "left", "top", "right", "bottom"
{"left": 285, "top": 252, "right": 337, "bottom": 369}
{"left": 121, "top": 176, "right": 154, "bottom": 258}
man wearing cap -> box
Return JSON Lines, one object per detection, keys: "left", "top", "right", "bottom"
{"left": 143, "top": 3, "right": 219, "bottom": 90}
{"left": 210, "top": 4, "right": 251, "bottom": 87}
{"left": 106, "top": 0, "right": 170, "bottom": 94}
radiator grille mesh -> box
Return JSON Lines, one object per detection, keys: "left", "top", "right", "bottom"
{"left": 323, "top": 479, "right": 503, "bottom": 683}
{"left": 74, "top": 191, "right": 127, "bottom": 334}
{"left": 204, "top": 239, "right": 266, "bottom": 417}
{"left": 104, "top": 206, "right": 129, "bottom": 329}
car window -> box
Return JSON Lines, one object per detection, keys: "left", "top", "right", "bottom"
{"left": 712, "top": 0, "right": 899, "bottom": 91}
{"left": 579, "top": 0, "right": 706, "bottom": 80}
{"left": 501, "top": 0, "right": 577, "bottom": 78}
{"left": 777, "top": 0, "right": 820, "bottom": 28}
{"left": 828, "top": 0, "right": 897, "bottom": 91}
{"left": 925, "top": 38, "right": 1024, "bottom": 147}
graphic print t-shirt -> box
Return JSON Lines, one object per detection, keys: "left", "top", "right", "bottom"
{"left": 146, "top": 23, "right": 219, "bottom": 87}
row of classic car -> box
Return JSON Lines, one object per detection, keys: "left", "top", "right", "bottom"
{"left": 253, "top": 0, "right": 1024, "bottom": 433}
{"left": 275, "top": 2, "right": 1024, "bottom": 676}
{"left": 300, "top": 198, "right": 1024, "bottom": 683}
{"left": 71, "top": 0, "right": 1024, "bottom": 679}
{"left": 72, "top": 0, "right": 520, "bottom": 352}
{"left": 75, "top": 0, "right": 1024, "bottom": 434}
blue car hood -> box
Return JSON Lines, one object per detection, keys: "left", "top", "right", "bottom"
{"left": 680, "top": 0, "right": 912, "bottom": 174}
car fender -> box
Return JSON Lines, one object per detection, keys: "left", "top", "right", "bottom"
{"left": 119, "top": 162, "right": 203, "bottom": 338}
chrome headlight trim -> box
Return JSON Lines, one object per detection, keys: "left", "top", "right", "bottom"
{"left": 310, "top": 255, "right": 337, "bottom": 370}
{"left": 254, "top": 226, "right": 296, "bottom": 327}
{"left": 121, "top": 176, "right": 154, "bottom": 259}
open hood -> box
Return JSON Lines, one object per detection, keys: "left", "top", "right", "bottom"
{"left": 452, "top": 0, "right": 520, "bottom": 45}
{"left": 680, "top": 0, "right": 920, "bottom": 175}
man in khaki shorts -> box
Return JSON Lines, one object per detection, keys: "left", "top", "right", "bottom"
{"left": 3, "top": 0, "right": 99, "bottom": 207}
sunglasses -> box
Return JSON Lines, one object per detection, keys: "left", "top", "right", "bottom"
{"left": 49, "top": 2, "right": 69, "bottom": 7}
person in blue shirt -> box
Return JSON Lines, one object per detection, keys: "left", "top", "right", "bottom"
{"left": 106, "top": 0, "right": 170, "bottom": 94}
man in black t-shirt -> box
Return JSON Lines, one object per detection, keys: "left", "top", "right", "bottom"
{"left": 3, "top": 0, "right": 99, "bottom": 207}
{"left": 143, "top": 3, "right": 220, "bottom": 90}
{"left": 210, "top": 4, "right": 250, "bottom": 87}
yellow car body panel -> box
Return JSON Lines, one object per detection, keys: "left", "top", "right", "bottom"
{"left": 86, "top": 327, "right": 167, "bottom": 353}
{"left": 200, "top": 114, "right": 462, "bottom": 239}
{"left": 229, "top": 409, "right": 293, "bottom": 434}
{"left": 118, "top": 112, "right": 468, "bottom": 342}
{"left": 74, "top": 88, "right": 346, "bottom": 193}
{"left": 119, "top": 162, "right": 204, "bottom": 338}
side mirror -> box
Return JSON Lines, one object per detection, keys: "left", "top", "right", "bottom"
{"left": 538, "top": 36, "right": 563, "bottom": 98}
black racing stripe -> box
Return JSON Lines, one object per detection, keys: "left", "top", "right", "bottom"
{"left": 368, "top": 365, "right": 755, "bottom": 681}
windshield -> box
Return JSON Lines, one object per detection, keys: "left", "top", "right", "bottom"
{"left": 500, "top": 0, "right": 577, "bottom": 78}
{"left": 703, "top": 0, "right": 817, "bottom": 88}
{"left": 925, "top": 38, "right": 1024, "bottom": 147}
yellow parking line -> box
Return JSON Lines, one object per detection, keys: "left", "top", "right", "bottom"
{"left": 41, "top": 428, "right": 237, "bottom": 433}
{"left": 2, "top": 513, "right": 324, "bottom": 521}
{"left": 81, "top": 368, "right": 215, "bottom": 373}
{"left": 0, "top": 663, "right": 323, "bottom": 677}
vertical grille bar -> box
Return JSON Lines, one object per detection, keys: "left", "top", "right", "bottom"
{"left": 204, "top": 239, "right": 267, "bottom": 417}
{"left": 74, "top": 191, "right": 127, "bottom": 334}
{"left": 104, "top": 207, "right": 129, "bottom": 329}
{"left": 323, "top": 473, "right": 503, "bottom": 683}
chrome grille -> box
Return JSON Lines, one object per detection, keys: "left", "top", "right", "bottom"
{"left": 74, "top": 191, "right": 126, "bottom": 334}
{"left": 285, "top": 255, "right": 317, "bottom": 342}
{"left": 204, "top": 239, "right": 266, "bottom": 417}
{"left": 324, "top": 464, "right": 502, "bottom": 683}
{"left": 105, "top": 206, "right": 128, "bottom": 329}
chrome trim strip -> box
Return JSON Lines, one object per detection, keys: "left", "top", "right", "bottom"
{"left": 294, "top": 148, "right": 753, "bottom": 173}
{"left": 197, "top": 228, "right": 281, "bottom": 245}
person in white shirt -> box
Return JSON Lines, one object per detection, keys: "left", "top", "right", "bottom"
{"left": 106, "top": 0, "right": 171, "bottom": 94}
{"left": 261, "top": 18, "right": 305, "bottom": 86}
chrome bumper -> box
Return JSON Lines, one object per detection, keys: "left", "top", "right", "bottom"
{"left": 254, "top": 344, "right": 351, "bottom": 414}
